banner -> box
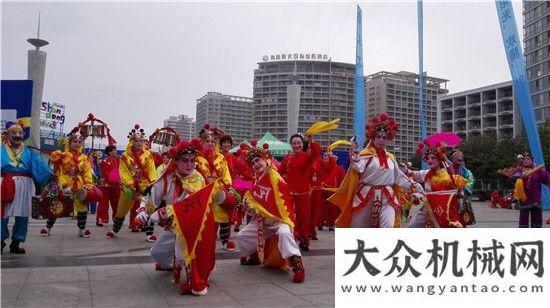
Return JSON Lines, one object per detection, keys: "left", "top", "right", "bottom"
{"left": 1, "top": 80, "right": 33, "bottom": 140}
{"left": 336, "top": 228, "right": 549, "bottom": 307}
{"left": 40, "top": 101, "right": 65, "bottom": 131}
{"left": 495, "top": 0, "right": 550, "bottom": 210}
{"left": 171, "top": 181, "right": 219, "bottom": 266}
{"left": 354, "top": 5, "right": 366, "bottom": 147}
{"left": 418, "top": 0, "right": 428, "bottom": 170}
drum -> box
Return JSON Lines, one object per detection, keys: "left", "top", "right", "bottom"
{"left": 76, "top": 186, "right": 103, "bottom": 203}
{"left": 32, "top": 195, "right": 74, "bottom": 219}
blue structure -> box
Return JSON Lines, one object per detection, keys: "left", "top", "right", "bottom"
{"left": 354, "top": 5, "right": 366, "bottom": 148}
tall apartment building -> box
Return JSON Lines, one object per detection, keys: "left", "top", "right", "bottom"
{"left": 438, "top": 81, "right": 522, "bottom": 140}
{"left": 163, "top": 114, "right": 195, "bottom": 140}
{"left": 365, "top": 71, "right": 449, "bottom": 161}
{"left": 253, "top": 55, "right": 355, "bottom": 146}
{"left": 523, "top": 0, "right": 550, "bottom": 123}
{"left": 195, "top": 92, "right": 253, "bottom": 144}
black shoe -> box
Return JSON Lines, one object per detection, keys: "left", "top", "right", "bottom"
{"left": 329, "top": 227, "right": 334, "bottom": 231}
{"left": 299, "top": 243, "right": 309, "bottom": 251}
{"left": 309, "top": 235, "right": 318, "bottom": 241}
{"left": 130, "top": 228, "right": 140, "bottom": 233}
{"left": 317, "top": 226, "right": 323, "bottom": 231}
{"left": 9, "top": 240, "right": 26, "bottom": 254}
{"left": 1, "top": 240, "right": 5, "bottom": 254}
{"left": 234, "top": 227, "right": 240, "bottom": 232}
{"left": 96, "top": 222, "right": 104, "bottom": 227}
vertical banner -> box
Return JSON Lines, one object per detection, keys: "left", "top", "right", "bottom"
{"left": 495, "top": 0, "right": 550, "bottom": 210}
{"left": 418, "top": 0, "right": 427, "bottom": 170}
{"left": 354, "top": 5, "right": 366, "bottom": 148}
{"left": 1, "top": 80, "right": 33, "bottom": 141}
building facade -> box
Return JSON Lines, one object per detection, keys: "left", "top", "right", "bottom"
{"left": 365, "top": 71, "right": 449, "bottom": 161}
{"left": 195, "top": 92, "right": 253, "bottom": 144}
{"left": 252, "top": 56, "right": 355, "bottom": 146}
{"left": 163, "top": 114, "right": 195, "bottom": 140}
{"left": 438, "top": 81, "right": 522, "bottom": 141}
{"left": 523, "top": 0, "right": 550, "bottom": 123}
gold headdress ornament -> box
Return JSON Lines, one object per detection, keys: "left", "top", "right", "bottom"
{"left": 199, "top": 123, "right": 225, "bottom": 141}
{"left": 237, "top": 140, "right": 272, "bottom": 164}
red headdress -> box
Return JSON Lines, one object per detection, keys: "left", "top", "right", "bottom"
{"left": 415, "top": 141, "right": 448, "bottom": 163}
{"left": 365, "top": 113, "right": 398, "bottom": 140}
{"left": 237, "top": 140, "right": 272, "bottom": 164}
{"left": 199, "top": 123, "right": 225, "bottom": 141}
{"left": 168, "top": 139, "right": 203, "bottom": 159}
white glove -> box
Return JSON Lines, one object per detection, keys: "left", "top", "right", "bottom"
{"left": 135, "top": 208, "right": 149, "bottom": 225}
{"left": 63, "top": 186, "right": 72, "bottom": 194}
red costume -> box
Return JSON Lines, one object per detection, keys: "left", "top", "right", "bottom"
{"left": 279, "top": 140, "right": 321, "bottom": 249}
{"left": 97, "top": 155, "right": 120, "bottom": 224}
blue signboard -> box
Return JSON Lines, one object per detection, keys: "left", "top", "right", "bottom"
{"left": 1, "top": 80, "right": 33, "bottom": 140}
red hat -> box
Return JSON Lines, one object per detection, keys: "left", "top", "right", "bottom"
{"left": 238, "top": 140, "right": 271, "bottom": 164}
{"left": 365, "top": 113, "right": 398, "bottom": 140}
{"left": 199, "top": 123, "right": 225, "bottom": 141}
{"left": 416, "top": 141, "right": 447, "bottom": 162}
{"left": 168, "top": 139, "right": 203, "bottom": 159}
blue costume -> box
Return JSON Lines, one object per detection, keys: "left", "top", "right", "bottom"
{"left": 1, "top": 141, "right": 52, "bottom": 252}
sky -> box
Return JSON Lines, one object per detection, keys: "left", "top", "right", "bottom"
{"left": 1, "top": 0, "right": 524, "bottom": 146}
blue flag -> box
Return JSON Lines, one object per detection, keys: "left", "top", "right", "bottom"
{"left": 354, "top": 5, "right": 366, "bottom": 148}
{"left": 1, "top": 80, "right": 33, "bottom": 141}
{"left": 496, "top": 0, "right": 550, "bottom": 210}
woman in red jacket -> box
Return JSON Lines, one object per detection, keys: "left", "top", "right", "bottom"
{"left": 96, "top": 145, "right": 120, "bottom": 226}
{"left": 279, "top": 133, "right": 320, "bottom": 251}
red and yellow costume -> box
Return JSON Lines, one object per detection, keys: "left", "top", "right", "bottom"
{"left": 196, "top": 124, "right": 238, "bottom": 250}
{"left": 409, "top": 143, "right": 466, "bottom": 228}
{"left": 108, "top": 125, "right": 157, "bottom": 236}
{"left": 312, "top": 155, "right": 342, "bottom": 233}
{"left": 279, "top": 137, "right": 321, "bottom": 248}
{"left": 236, "top": 141, "right": 305, "bottom": 283}
{"left": 44, "top": 131, "right": 94, "bottom": 236}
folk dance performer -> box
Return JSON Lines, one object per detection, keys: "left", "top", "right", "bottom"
{"left": 135, "top": 139, "right": 217, "bottom": 295}
{"left": 279, "top": 133, "right": 320, "bottom": 250}
{"left": 96, "top": 145, "right": 120, "bottom": 227}
{"left": 196, "top": 124, "right": 238, "bottom": 251}
{"left": 2, "top": 121, "right": 52, "bottom": 253}
{"left": 513, "top": 152, "right": 549, "bottom": 228}
{"left": 407, "top": 142, "right": 466, "bottom": 228}
{"left": 328, "top": 114, "right": 412, "bottom": 228}
{"left": 236, "top": 140, "right": 305, "bottom": 283}
{"left": 450, "top": 150, "right": 476, "bottom": 226}
{"left": 106, "top": 124, "right": 157, "bottom": 239}
{"left": 41, "top": 128, "right": 94, "bottom": 237}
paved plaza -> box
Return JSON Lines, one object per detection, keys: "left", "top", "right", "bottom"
{"left": 1, "top": 201, "right": 548, "bottom": 307}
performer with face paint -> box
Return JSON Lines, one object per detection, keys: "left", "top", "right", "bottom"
{"left": 2, "top": 121, "right": 52, "bottom": 253}
{"left": 106, "top": 125, "right": 157, "bottom": 239}
{"left": 41, "top": 127, "right": 94, "bottom": 237}
{"left": 236, "top": 140, "right": 305, "bottom": 283}
{"left": 196, "top": 124, "right": 239, "bottom": 251}
{"left": 407, "top": 142, "right": 467, "bottom": 228}
{"left": 512, "top": 152, "right": 549, "bottom": 228}
{"left": 328, "top": 114, "right": 412, "bottom": 228}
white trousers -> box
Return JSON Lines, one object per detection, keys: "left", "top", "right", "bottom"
{"left": 236, "top": 219, "right": 301, "bottom": 259}
{"left": 150, "top": 229, "right": 175, "bottom": 269}
{"left": 350, "top": 199, "right": 396, "bottom": 228}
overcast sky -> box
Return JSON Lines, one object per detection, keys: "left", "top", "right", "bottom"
{"left": 2, "top": 0, "right": 523, "bottom": 146}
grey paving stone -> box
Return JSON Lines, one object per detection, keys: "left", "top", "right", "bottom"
{"left": 88, "top": 266, "right": 146, "bottom": 281}
{"left": 0, "top": 283, "right": 24, "bottom": 301}
{"left": 17, "top": 281, "right": 91, "bottom": 306}
{"left": 27, "top": 266, "right": 89, "bottom": 283}
{"left": 300, "top": 293, "right": 335, "bottom": 307}
{"left": 163, "top": 288, "right": 241, "bottom": 307}
{"left": 237, "top": 294, "right": 313, "bottom": 307}
{"left": 0, "top": 268, "right": 31, "bottom": 285}
{"left": 15, "top": 296, "right": 92, "bottom": 308}
{"left": 222, "top": 282, "right": 289, "bottom": 301}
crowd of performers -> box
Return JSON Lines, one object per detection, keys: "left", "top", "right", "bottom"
{"left": 2, "top": 112, "right": 550, "bottom": 295}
